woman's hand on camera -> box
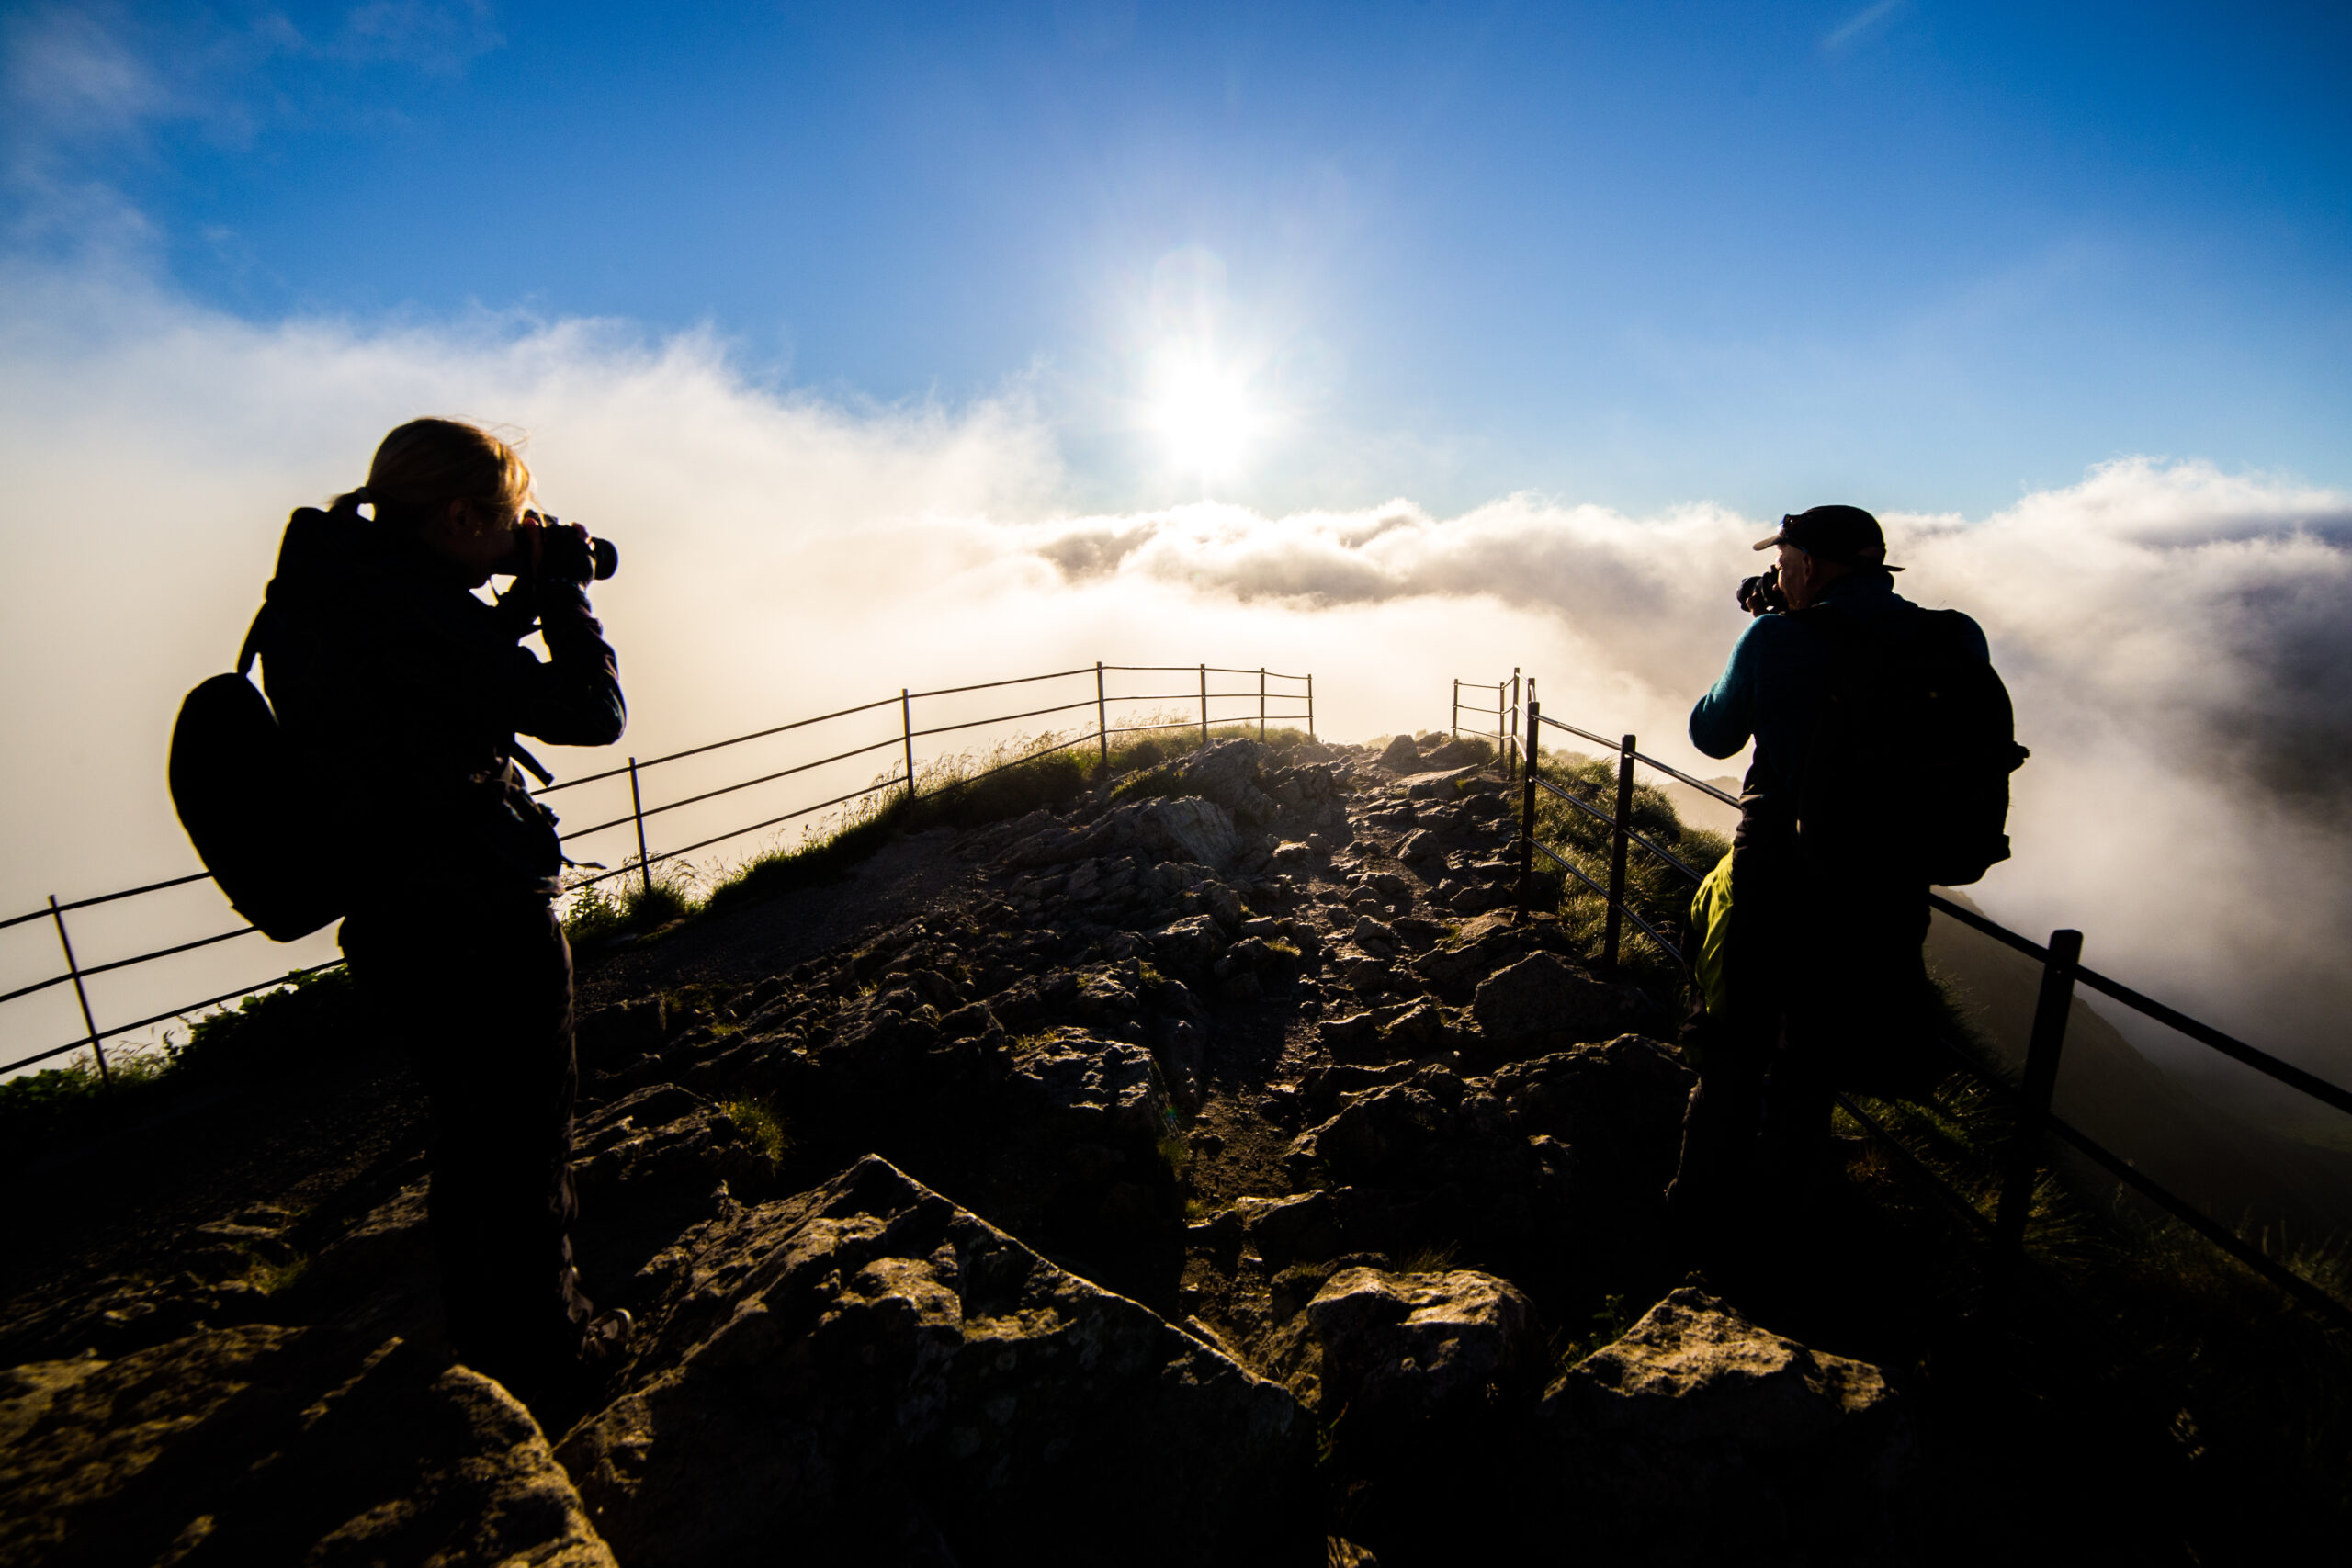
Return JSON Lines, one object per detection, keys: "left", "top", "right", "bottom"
{"left": 520, "top": 512, "right": 596, "bottom": 587}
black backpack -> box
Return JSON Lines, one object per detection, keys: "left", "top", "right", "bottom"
{"left": 168, "top": 520, "right": 349, "bottom": 942}
{"left": 1793, "top": 604, "right": 2029, "bottom": 887}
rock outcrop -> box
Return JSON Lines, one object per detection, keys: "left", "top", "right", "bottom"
{"left": 557, "top": 1156, "right": 1310, "bottom": 1566}
{"left": 1537, "top": 1287, "right": 1917, "bottom": 1563}
{"left": 1302, "top": 1265, "right": 1540, "bottom": 1435}
{"left": 0, "top": 1325, "right": 613, "bottom": 1567}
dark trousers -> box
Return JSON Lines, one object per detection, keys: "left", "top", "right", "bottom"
{"left": 342, "top": 892, "right": 591, "bottom": 1385}
{"left": 1668, "top": 822, "right": 1930, "bottom": 1246}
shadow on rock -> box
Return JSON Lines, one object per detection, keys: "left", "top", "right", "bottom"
{"left": 559, "top": 1154, "right": 1317, "bottom": 1568}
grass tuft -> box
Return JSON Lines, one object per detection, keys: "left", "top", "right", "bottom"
{"left": 1551, "top": 1292, "right": 1634, "bottom": 1370}
{"left": 243, "top": 1250, "right": 310, "bottom": 1295}
{"left": 1529, "top": 751, "right": 1728, "bottom": 1002}
{"left": 723, "top": 1095, "right": 792, "bottom": 1163}
{"left": 562, "top": 860, "right": 703, "bottom": 944}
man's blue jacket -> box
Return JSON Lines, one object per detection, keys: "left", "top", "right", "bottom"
{"left": 1689, "top": 571, "right": 1988, "bottom": 819}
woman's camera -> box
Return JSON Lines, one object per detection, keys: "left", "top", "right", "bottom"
{"left": 501, "top": 514, "right": 619, "bottom": 582}
{"left": 1737, "top": 563, "right": 1788, "bottom": 616}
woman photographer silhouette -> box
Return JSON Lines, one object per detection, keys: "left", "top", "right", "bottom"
{"left": 263, "top": 417, "right": 628, "bottom": 1400}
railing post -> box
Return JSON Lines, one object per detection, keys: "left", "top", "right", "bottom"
{"left": 1517, "top": 692, "right": 1540, "bottom": 923}
{"left": 627, "top": 757, "right": 652, "bottom": 898}
{"left": 1996, "top": 929, "right": 2084, "bottom": 1262}
{"left": 1495, "top": 679, "right": 1504, "bottom": 760}
{"left": 1602, "top": 733, "right": 1636, "bottom": 975}
{"left": 1096, "top": 661, "right": 1110, "bottom": 772}
{"left": 1198, "top": 663, "right": 1209, "bottom": 747}
{"left": 1260, "top": 667, "right": 1267, "bottom": 741}
{"left": 1452, "top": 677, "right": 1460, "bottom": 740}
{"left": 1306, "top": 673, "right": 1315, "bottom": 740}
{"left": 1509, "top": 669, "right": 1521, "bottom": 779}
{"left": 901, "top": 688, "right": 917, "bottom": 802}
{"left": 47, "top": 896, "right": 110, "bottom": 1089}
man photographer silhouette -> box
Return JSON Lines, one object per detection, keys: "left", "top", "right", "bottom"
{"left": 1665, "top": 504, "right": 2007, "bottom": 1260}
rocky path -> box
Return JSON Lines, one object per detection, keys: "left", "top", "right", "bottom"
{"left": 0, "top": 735, "right": 2203, "bottom": 1566}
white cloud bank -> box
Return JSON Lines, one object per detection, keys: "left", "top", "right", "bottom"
{"left": 3, "top": 268, "right": 2348, "bottom": 1092}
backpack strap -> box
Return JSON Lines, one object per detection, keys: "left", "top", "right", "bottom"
{"left": 234, "top": 602, "right": 274, "bottom": 678}
{"left": 509, "top": 741, "right": 555, "bottom": 788}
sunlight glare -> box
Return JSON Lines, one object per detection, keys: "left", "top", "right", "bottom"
{"left": 1149, "top": 349, "right": 1258, "bottom": 483}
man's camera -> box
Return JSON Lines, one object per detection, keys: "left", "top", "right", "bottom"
{"left": 501, "top": 513, "right": 619, "bottom": 583}
{"left": 1737, "top": 563, "right": 1788, "bottom": 616}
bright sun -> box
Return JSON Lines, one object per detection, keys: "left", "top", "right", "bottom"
{"left": 1148, "top": 350, "right": 1258, "bottom": 483}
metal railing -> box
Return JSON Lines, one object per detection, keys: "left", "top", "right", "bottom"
{"left": 1449, "top": 671, "right": 1521, "bottom": 776}
{"left": 1474, "top": 672, "right": 2352, "bottom": 1329}
{"left": 1, "top": 660, "right": 1314, "bottom": 1083}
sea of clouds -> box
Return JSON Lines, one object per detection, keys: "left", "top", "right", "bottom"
{"left": 3, "top": 268, "right": 2347, "bottom": 1098}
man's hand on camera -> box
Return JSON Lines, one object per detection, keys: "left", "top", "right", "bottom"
{"left": 1736, "top": 566, "right": 1789, "bottom": 617}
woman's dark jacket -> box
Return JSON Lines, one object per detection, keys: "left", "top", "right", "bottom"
{"left": 257, "top": 507, "right": 625, "bottom": 906}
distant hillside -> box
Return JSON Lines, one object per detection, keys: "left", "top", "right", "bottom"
{"left": 1657, "top": 773, "right": 1741, "bottom": 839}
{"left": 1928, "top": 889, "right": 2352, "bottom": 1246}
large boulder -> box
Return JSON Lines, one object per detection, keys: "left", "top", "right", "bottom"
{"left": 1469, "top": 952, "right": 1657, "bottom": 1056}
{"left": 1149, "top": 912, "right": 1229, "bottom": 975}
{"left": 1485, "top": 1038, "right": 1693, "bottom": 1176}
{"left": 1016, "top": 795, "right": 1244, "bottom": 872}
{"left": 1260, "top": 761, "right": 1348, "bottom": 833}
{"left": 1538, "top": 1288, "right": 1917, "bottom": 1563}
{"left": 1284, "top": 1073, "right": 1462, "bottom": 1186}
{"left": 1012, "top": 1032, "right": 1171, "bottom": 1148}
{"left": 1208, "top": 1187, "right": 1397, "bottom": 1270}
{"left": 1411, "top": 921, "right": 1572, "bottom": 1003}
{"left": 1304, "top": 1266, "right": 1540, "bottom": 1432}
{"left": 1131, "top": 796, "right": 1241, "bottom": 867}
{"left": 0, "top": 1325, "right": 614, "bottom": 1566}
{"left": 1167, "top": 739, "right": 1282, "bottom": 826}
{"left": 557, "top": 1156, "right": 1311, "bottom": 1566}
{"left": 1376, "top": 734, "right": 1422, "bottom": 772}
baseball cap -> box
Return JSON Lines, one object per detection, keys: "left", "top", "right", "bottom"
{"left": 1751, "top": 504, "right": 1903, "bottom": 570}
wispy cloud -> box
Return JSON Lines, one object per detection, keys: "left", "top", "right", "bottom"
{"left": 334, "top": 1, "right": 504, "bottom": 75}
{"left": 1822, "top": 0, "right": 1907, "bottom": 54}
{"left": 1, "top": 6, "right": 164, "bottom": 141}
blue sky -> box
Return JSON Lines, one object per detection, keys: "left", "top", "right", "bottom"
{"left": 8, "top": 0, "right": 2350, "bottom": 514}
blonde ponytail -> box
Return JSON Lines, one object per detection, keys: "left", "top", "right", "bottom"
{"left": 356, "top": 419, "right": 531, "bottom": 531}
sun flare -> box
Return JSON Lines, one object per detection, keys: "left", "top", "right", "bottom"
{"left": 1148, "top": 349, "right": 1260, "bottom": 482}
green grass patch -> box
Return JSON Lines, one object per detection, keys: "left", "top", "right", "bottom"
{"left": 0, "top": 964, "right": 365, "bottom": 1165}
{"left": 724, "top": 1094, "right": 793, "bottom": 1163}
{"left": 563, "top": 861, "right": 702, "bottom": 944}
{"left": 1528, "top": 753, "right": 1729, "bottom": 1004}
{"left": 243, "top": 1250, "right": 310, "bottom": 1296}
{"left": 1551, "top": 1292, "right": 1634, "bottom": 1370}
